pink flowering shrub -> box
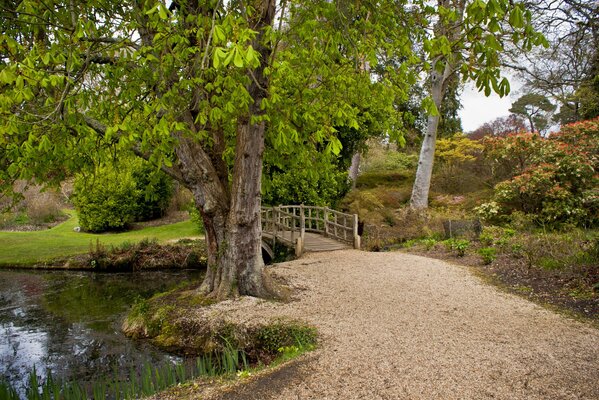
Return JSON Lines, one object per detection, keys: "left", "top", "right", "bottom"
{"left": 477, "top": 118, "right": 599, "bottom": 227}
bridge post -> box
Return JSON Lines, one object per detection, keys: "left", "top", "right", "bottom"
{"left": 353, "top": 214, "right": 361, "bottom": 249}
{"left": 300, "top": 204, "right": 305, "bottom": 254}
{"left": 273, "top": 206, "right": 278, "bottom": 249}
{"left": 324, "top": 207, "right": 329, "bottom": 237}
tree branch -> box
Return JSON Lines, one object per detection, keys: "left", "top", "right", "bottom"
{"left": 81, "top": 114, "right": 186, "bottom": 183}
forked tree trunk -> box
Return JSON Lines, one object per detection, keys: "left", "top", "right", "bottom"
{"left": 179, "top": 0, "right": 275, "bottom": 299}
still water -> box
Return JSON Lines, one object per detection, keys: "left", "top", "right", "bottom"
{"left": 0, "top": 269, "right": 202, "bottom": 395}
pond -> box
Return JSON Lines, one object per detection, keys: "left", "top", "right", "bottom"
{"left": 0, "top": 269, "right": 203, "bottom": 396}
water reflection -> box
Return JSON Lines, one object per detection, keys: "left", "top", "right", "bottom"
{"left": 0, "top": 269, "right": 202, "bottom": 395}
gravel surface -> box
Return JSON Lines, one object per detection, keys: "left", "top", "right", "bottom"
{"left": 206, "top": 250, "right": 599, "bottom": 400}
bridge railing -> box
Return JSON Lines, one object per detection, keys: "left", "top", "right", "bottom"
{"left": 261, "top": 205, "right": 360, "bottom": 256}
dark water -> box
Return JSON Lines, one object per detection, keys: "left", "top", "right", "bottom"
{"left": 0, "top": 269, "right": 203, "bottom": 395}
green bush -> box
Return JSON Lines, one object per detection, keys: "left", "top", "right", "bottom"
{"left": 73, "top": 167, "right": 139, "bottom": 232}
{"left": 131, "top": 161, "right": 173, "bottom": 221}
{"left": 444, "top": 238, "right": 470, "bottom": 257}
{"left": 263, "top": 159, "right": 349, "bottom": 207}
{"left": 72, "top": 159, "right": 173, "bottom": 232}
{"left": 256, "top": 321, "right": 318, "bottom": 353}
{"left": 478, "top": 247, "right": 497, "bottom": 264}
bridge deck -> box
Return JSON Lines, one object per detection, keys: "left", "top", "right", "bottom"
{"left": 262, "top": 231, "right": 350, "bottom": 252}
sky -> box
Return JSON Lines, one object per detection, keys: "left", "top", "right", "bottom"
{"left": 458, "top": 78, "right": 523, "bottom": 133}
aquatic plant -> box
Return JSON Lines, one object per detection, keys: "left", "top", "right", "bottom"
{"left": 0, "top": 345, "right": 249, "bottom": 400}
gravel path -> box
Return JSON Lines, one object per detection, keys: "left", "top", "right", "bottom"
{"left": 207, "top": 250, "right": 599, "bottom": 400}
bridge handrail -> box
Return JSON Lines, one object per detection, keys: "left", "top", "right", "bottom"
{"left": 261, "top": 205, "right": 360, "bottom": 255}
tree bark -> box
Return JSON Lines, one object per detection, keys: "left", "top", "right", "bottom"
{"left": 179, "top": 0, "right": 276, "bottom": 299}
{"left": 410, "top": 64, "right": 450, "bottom": 209}
{"left": 348, "top": 152, "right": 361, "bottom": 189}
{"left": 409, "top": 0, "right": 465, "bottom": 210}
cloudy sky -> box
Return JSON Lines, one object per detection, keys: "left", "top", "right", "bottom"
{"left": 458, "top": 78, "right": 523, "bottom": 133}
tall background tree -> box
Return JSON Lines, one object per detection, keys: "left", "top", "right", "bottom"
{"left": 509, "top": 93, "right": 556, "bottom": 135}
{"left": 409, "top": 0, "right": 546, "bottom": 209}
{"left": 507, "top": 0, "right": 599, "bottom": 124}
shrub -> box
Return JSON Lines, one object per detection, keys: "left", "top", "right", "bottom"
{"left": 256, "top": 321, "right": 317, "bottom": 353}
{"left": 444, "top": 238, "right": 470, "bottom": 257}
{"left": 362, "top": 149, "right": 418, "bottom": 172}
{"left": 519, "top": 230, "right": 597, "bottom": 271}
{"left": 481, "top": 121, "right": 599, "bottom": 228}
{"left": 478, "top": 247, "right": 497, "bottom": 265}
{"left": 73, "top": 167, "right": 139, "bottom": 232}
{"left": 131, "top": 161, "right": 173, "bottom": 221}
{"left": 421, "top": 238, "right": 438, "bottom": 250}
{"left": 262, "top": 157, "right": 349, "bottom": 207}
{"left": 72, "top": 159, "right": 173, "bottom": 232}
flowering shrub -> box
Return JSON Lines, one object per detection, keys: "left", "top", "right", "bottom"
{"left": 480, "top": 118, "right": 599, "bottom": 227}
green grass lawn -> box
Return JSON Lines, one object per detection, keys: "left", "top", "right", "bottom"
{"left": 0, "top": 210, "right": 202, "bottom": 266}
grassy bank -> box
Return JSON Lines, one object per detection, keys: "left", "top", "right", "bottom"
{"left": 0, "top": 210, "right": 202, "bottom": 266}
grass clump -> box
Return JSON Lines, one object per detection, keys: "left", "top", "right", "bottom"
{"left": 256, "top": 320, "right": 318, "bottom": 353}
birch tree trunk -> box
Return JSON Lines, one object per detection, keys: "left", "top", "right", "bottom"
{"left": 409, "top": 0, "right": 465, "bottom": 209}
{"left": 348, "top": 152, "right": 361, "bottom": 189}
{"left": 410, "top": 67, "right": 447, "bottom": 209}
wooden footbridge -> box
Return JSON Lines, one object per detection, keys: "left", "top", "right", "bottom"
{"left": 261, "top": 205, "right": 360, "bottom": 258}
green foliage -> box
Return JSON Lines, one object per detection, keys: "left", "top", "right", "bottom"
{"left": 131, "top": 161, "right": 173, "bottom": 221}
{"left": 478, "top": 247, "right": 497, "bottom": 264}
{"left": 518, "top": 230, "right": 598, "bottom": 272}
{"left": 72, "top": 159, "right": 172, "bottom": 232}
{"left": 362, "top": 146, "right": 418, "bottom": 173}
{"left": 435, "top": 134, "right": 483, "bottom": 165}
{"left": 72, "top": 166, "right": 138, "bottom": 232}
{"left": 509, "top": 93, "right": 556, "bottom": 134}
{"left": 188, "top": 203, "right": 205, "bottom": 232}
{"left": 479, "top": 226, "right": 516, "bottom": 249}
{"left": 262, "top": 151, "right": 350, "bottom": 206}
{"left": 444, "top": 238, "right": 470, "bottom": 257}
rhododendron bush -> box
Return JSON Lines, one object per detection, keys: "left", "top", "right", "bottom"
{"left": 477, "top": 118, "right": 599, "bottom": 227}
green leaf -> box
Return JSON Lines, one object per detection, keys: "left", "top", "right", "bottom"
{"left": 245, "top": 45, "right": 258, "bottom": 65}
{"left": 0, "top": 68, "right": 16, "bottom": 84}
{"left": 158, "top": 5, "right": 168, "bottom": 20}
{"left": 15, "top": 75, "right": 24, "bottom": 89}
{"left": 214, "top": 25, "right": 226, "bottom": 43}
{"left": 224, "top": 48, "right": 235, "bottom": 66}
{"left": 145, "top": 4, "right": 158, "bottom": 15}
{"left": 509, "top": 7, "right": 524, "bottom": 29}
{"left": 233, "top": 49, "right": 244, "bottom": 68}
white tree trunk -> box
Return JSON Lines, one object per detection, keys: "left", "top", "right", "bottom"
{"left": 410, "top": 64, "right": 450, "bottom": 209}
{"left": 348, "top": 152, "right": 361, "bottom": 189}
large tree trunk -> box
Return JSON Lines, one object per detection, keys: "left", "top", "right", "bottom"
{"left": 179, "top": 0, "right": 276, "bottom": 299}
{"left": 410, "top": 64, "right": 451, "bottom": 209}
{"left": 410, "top": 0, "right": 464, "bottom": 210}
